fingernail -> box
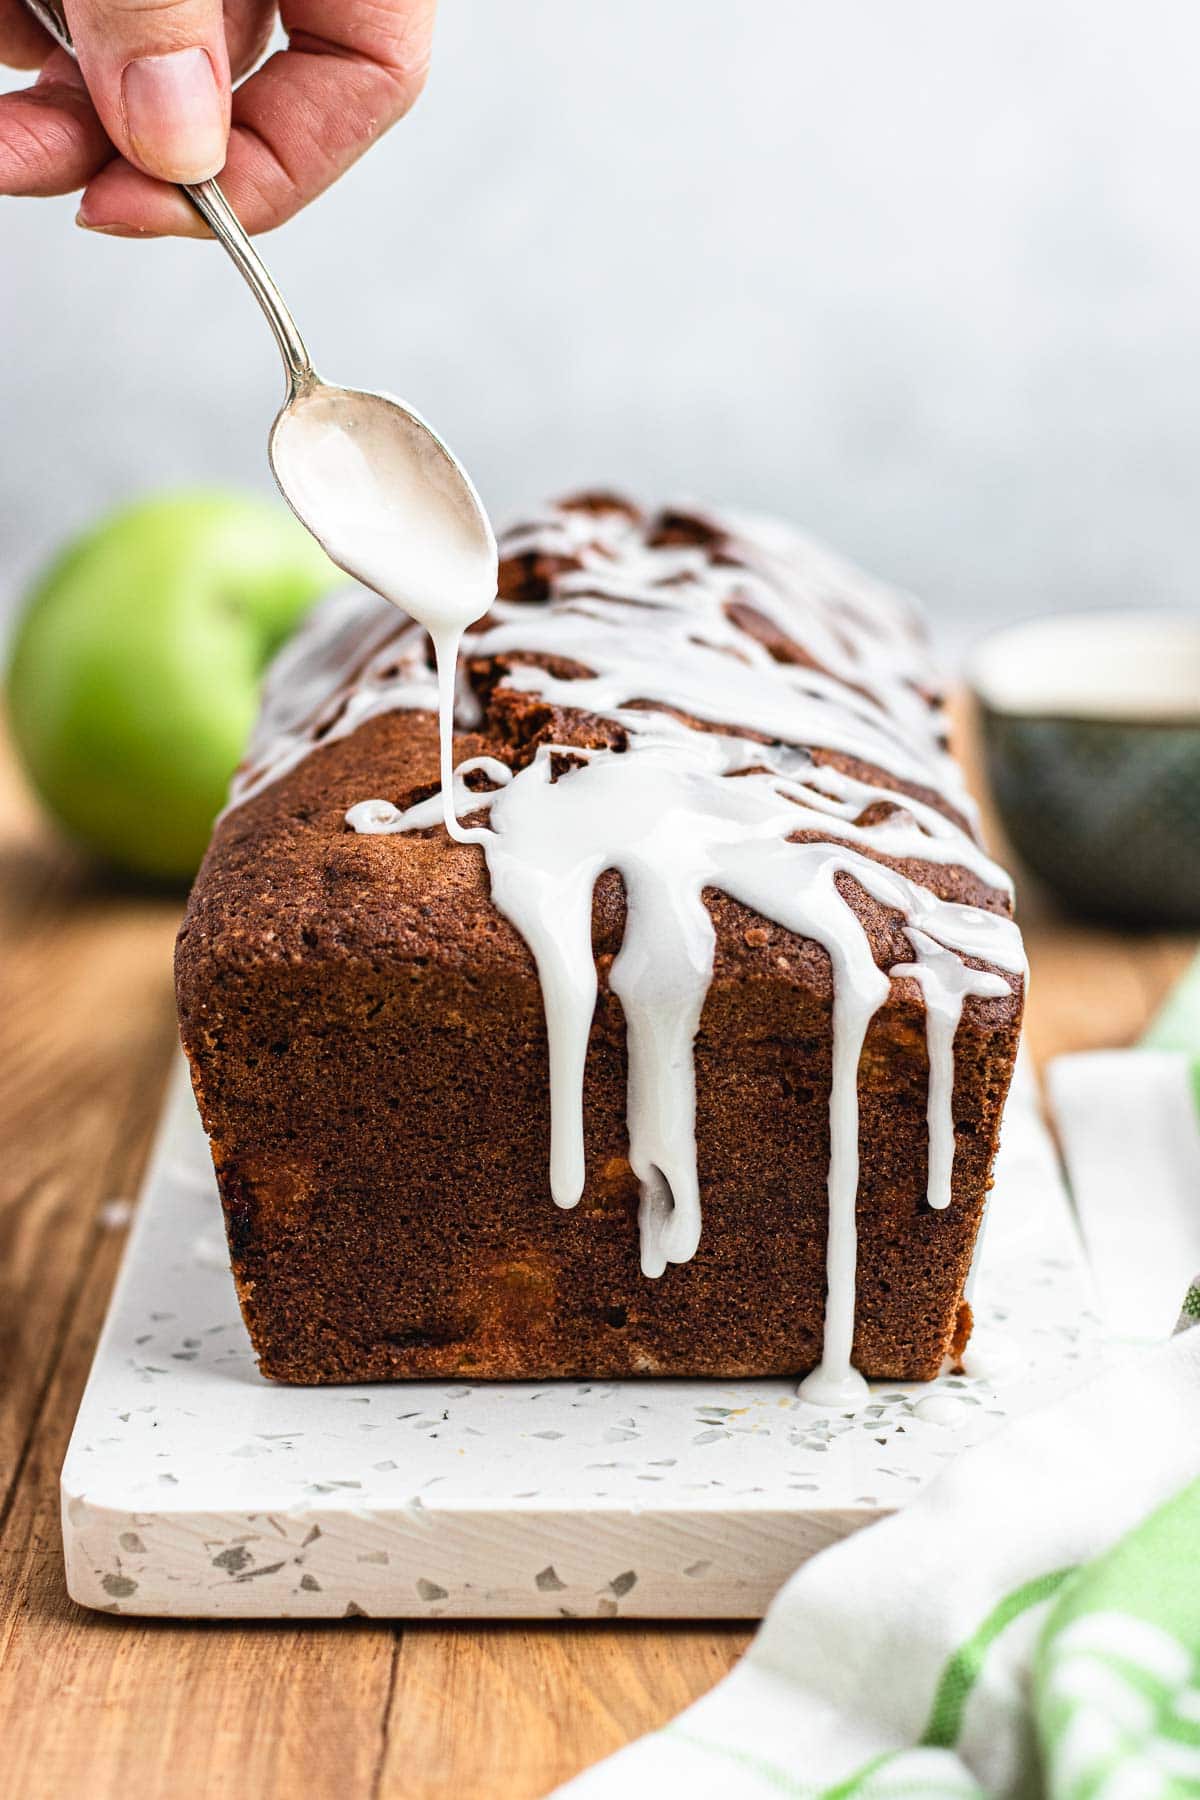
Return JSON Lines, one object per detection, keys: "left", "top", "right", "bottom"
{"left": 76, "top": 209, "right": 145, "bottom": 236}
{"left": 122, "top": 47, "right": 226, "bottom": 183}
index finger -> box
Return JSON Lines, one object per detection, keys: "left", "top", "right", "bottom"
{"left": 78, "top": 0, "right": 438, "bottom": 236}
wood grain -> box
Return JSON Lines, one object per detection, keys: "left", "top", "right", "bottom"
{"left": 0, "top": 713, "right": 1193, "bottom": 1800}
{"left": 381, "top": 1623, "right": 751, "bottom": 1800}
{"left": 0, "top": 746, "right": 178, "bottom": 1524}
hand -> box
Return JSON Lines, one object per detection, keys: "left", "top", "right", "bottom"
{"left": 0, "top": 0, "right": 436, "bottom": 235}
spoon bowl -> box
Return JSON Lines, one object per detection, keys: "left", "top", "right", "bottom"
{"left": 268, "top": 382, "right": 496, "bottom": 637}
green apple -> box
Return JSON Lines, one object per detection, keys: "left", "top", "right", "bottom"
{"left": 7, "top": 491, "right": 337, "bottom": 882}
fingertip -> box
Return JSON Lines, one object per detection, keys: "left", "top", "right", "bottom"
{"left": 79, "top": 162, "right": 208, "bottom": 237}
{"left": 75, "top": 209, "right": 149, "bottom": 237}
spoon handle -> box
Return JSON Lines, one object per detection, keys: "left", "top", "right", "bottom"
{"left": 22, "top": 0, "right": 314, "bottom": 392}
{"left": 184, "top": 179, "right": 313, "bottom": 389}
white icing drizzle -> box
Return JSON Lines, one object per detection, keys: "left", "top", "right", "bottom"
{"left": 241, "top": 498, "right": 1025, "bottom": 1403}
{"left": 472, "top": 571, "right": 965, "bottom": 807}
{"left": 229, "top": 590, "right": 436, "bottom": 815}
{"left": 890, "top": 929, "right": 1012, "bottom": 1212}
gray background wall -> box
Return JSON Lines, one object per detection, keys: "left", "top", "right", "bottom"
{"left": 3, "top": 0, "right": 1199, "bottom": 650}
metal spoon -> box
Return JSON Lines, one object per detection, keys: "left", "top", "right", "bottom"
{"left": 23, "top": 0, "right": 496, "bottom": 607}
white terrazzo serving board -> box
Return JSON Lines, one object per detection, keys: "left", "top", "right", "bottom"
{"left": 62, "top": 1059, "right": 1106, "bottom": 1620}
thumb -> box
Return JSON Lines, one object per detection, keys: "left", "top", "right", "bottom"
{"left": 64, "top": 0, "right": 230, "bottom": 183}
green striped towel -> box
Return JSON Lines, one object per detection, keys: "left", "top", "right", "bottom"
{"left": 554, "top": 1334, "right": 1200, "bottom": 1800}
{"left": 1035, "top": 1480, "right": 1200, "bottom": 1798}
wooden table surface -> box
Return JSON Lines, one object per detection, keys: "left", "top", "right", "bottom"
{"left": 0, "top": 719, "right": 1194, "bottom": 1800}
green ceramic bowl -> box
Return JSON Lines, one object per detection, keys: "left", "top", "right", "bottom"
{"left": 969, "top": 611, "right": 1200, "bottom": 927}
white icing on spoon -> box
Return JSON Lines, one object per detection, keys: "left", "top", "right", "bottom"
{"left": 267, "top": 384, "right": 497, "bottom": 839}
{"left": 243, "top": 499, "right": 1024, "bottom": 1401}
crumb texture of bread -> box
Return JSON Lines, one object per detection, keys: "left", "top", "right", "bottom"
{"left": 176, "top": 495, "right": 1023, "bottom": 1384}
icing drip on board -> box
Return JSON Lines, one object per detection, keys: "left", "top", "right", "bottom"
{"left": 235, "top": 498, "right": 1025, "bottom": 1405}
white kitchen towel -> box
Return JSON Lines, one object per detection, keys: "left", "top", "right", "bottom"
{"left": 1047, "top": 950, "right": 1200, "bottom": 1342}
{"left": 1046, "top": 1049, "right": 1200, "bottom": 1342}
{"left": 551, "top": 1331, "right": 1200, "bottom": 1799}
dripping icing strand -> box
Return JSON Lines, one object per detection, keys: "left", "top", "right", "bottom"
{"left": 233, "top": 498, "right": 1025, "bottom": 1406}
{"left": 891, "top": 930, "right": 1012, "bottom": 1212}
